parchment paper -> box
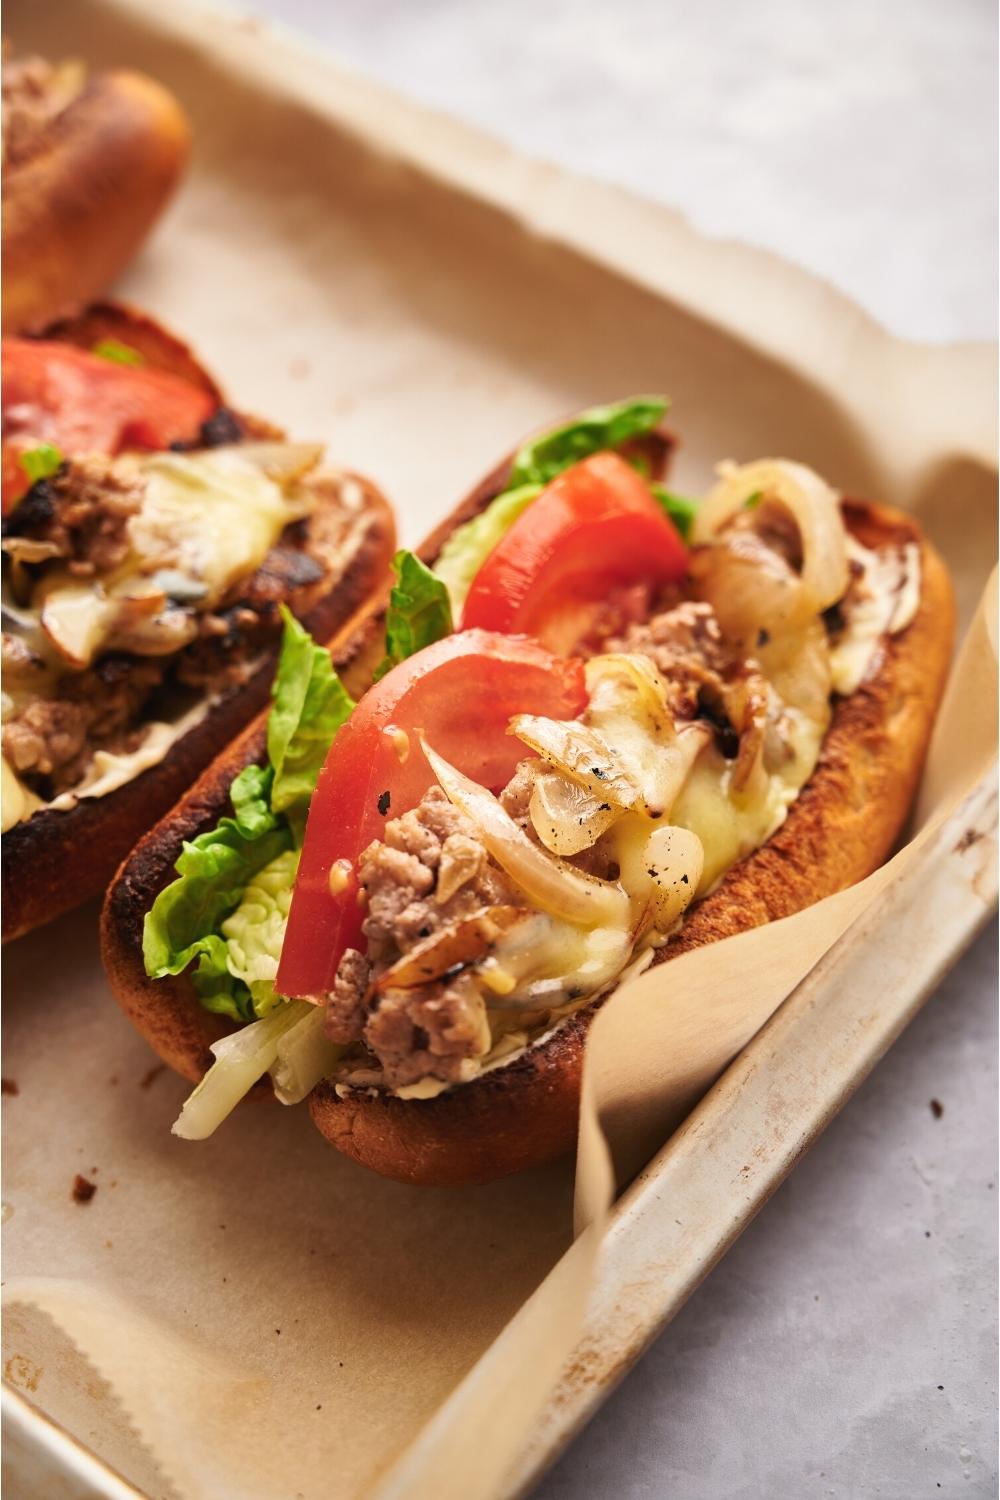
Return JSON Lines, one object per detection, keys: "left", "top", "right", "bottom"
{"left": 2, "top": 2, "right": 996, "bottom": 1498}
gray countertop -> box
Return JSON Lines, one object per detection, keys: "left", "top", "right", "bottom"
{"left": 246, "top": 2, "right": 997, "bottom": 1494}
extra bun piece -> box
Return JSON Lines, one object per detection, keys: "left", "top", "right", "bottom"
{"left": 3, "top": 70, "right": 190, "bottom": 334}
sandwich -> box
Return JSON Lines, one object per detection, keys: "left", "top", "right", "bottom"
{"left": 101, "top": 396, "right": 952, "bottom": 1184}
{"left": 2, "top": 303, "right": 395, "bottom": 938}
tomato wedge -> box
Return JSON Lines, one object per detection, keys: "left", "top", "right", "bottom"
{"left": 2, "top": 339, "right": 216, "bottom": 511}
{"left": 459, "top": 452, "right": 687, "bottom": 652}
{"left": 276, "top": 630, "right": 587, "bottom": 1000}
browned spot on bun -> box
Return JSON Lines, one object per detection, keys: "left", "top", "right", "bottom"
{"left": 3, "top": 71, "right": 191, "bottom": 334}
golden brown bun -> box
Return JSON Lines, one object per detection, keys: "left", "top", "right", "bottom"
{"left": 3, "top": 306, "right": 396, "bottom": 939}
{"left": 3, "top": 70, "right": 190, "bottom": 334}
{"left": 101, "top": 485, "right": 952, "bottom": 1183}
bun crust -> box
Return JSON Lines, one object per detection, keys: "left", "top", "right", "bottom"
{"left": 101, "top": 476, "right": 951, "bottom": 1185}
{"left": 3, "top": 70, "right": 191, "bottom": 334}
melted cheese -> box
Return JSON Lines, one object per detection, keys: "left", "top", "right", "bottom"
{"left": 130, "top": 448, "right": 316, "bottom": 603}
{"left": 21, "top": 445, "right": 320, "bottom": 671}
{"left": 670, "top": 700, "right": 825, "bottom": 893}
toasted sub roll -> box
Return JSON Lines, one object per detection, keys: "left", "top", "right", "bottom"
{"left": 3, "top": 62, "right": 190, "bottom": 334}
{"left": 102, "top": 480, "right": 952, "bottom": 1184}
{"left": 309, "top": 500, "right": 954, "bottom": 1184}
{"left": 2, "top": 307, "right": 396, "bottom": 939}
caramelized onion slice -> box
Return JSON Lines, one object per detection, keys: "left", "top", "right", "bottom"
{"left": 692, "top": 458, "right": 848, "bottom": 612}
{"left": 688, "top": 534, "right": 812, "bottom": 645}
{"left": 375, "top": 905, "right": 528, "bottom": 990}
{"left": 38, "top": 578, "right": 165, "bottom": 668}
{"left": 514, "top": 654, "right": 710, "bottom": 822}
{"left": 613, "top": 819, "right": 704, "bottom": 939}
{"left": 529, "top": 771, "right": 621, "bottom": 855}
{"left": 512, "top": 713, "right": 640, "bottom": 810}
{"left": 422, "top": 738, "right": 631, "bottom": 930}
{"left": 1, "top": 536, "right": 63, "bottom": 564}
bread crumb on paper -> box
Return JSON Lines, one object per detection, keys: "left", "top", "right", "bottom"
{"left": 72, "top": 1174, "right": 97, "bottom": 1204}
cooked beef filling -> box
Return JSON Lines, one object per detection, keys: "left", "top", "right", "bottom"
{"left": 330, "top": 786, "right": 520, "bottom": 1087}
{"left": 2, "top": 447, "right": 340, "bottom": 801}
{"left": 2, "top": 655, "right": 164, "bottom": 793}
{"left": 2, "top": 457, "right": 144, "bottom": 575}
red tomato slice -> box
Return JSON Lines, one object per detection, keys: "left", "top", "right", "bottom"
{"left": 2, "top": 340, "right": 216, "bottom": 512}
{"left": 276, "top": 630, "right": 587, "bottom": 1000}
{"left": 459, "top": 452, "right": 687, "bottom": 652}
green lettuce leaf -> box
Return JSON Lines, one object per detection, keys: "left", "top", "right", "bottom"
{"left": 507, "top": 395, "right": 668, "bottom": 490}
{"left": 142, "top": 777, "right": 292, "bottom": 1023}
{"left": 374, "top": 550, "right": 454, "bottom": 681}
{"left": 143, "top": 611, "right": 356, "bottom": 1017}
{"left": 92, "top": 338, "right": 145, "bottom": 367}
{"left": 267, "top": 606, "right": 355, "bottom": 836}
{"left": 651, "top": 484, "right": 699, "bottom": 540}
{"left": 220, "top": 849, "right": 300, "bottom": 1017}
{"left": 20, "top": 443, "right": 64, "bottom": 484}
{"left": 432, "top": 483, "right": 543, "bottom": 615}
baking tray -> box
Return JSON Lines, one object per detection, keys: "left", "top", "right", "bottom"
{"left": 2, "top": 2, "right": 996, "bottom": 1497}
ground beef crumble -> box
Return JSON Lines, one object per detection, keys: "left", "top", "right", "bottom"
{"left": 2, "top": 655, "right": 165, "bottom": 792}
{"left": 329, "top": 787, "right": 518, "bottom": 1086}
{"left": 3, "top": 458, "right": 145, "bottom": 576}
{"left": 609, "top": 600, "right": 774, "bottom": 784}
